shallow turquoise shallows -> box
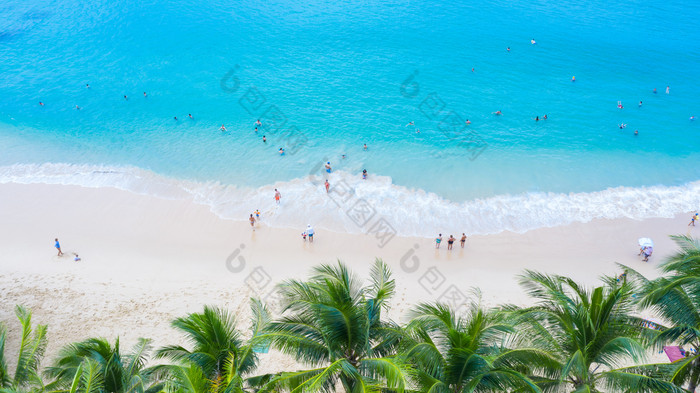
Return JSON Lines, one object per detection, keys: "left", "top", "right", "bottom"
{"left": 1, "top": 0, "right": 699, "bottom": 236}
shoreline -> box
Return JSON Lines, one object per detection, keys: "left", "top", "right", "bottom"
{"left": 2, "top": 163, "right": 700, "bottom": 238}
{"left": 0, "top": 182, "right": 697, "bottom": 370}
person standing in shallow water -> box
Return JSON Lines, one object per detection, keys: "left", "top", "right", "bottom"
{"left": 249, "top": 214, "right": 256, "bottom": 230}
{"left": 435, "top": 234, "right": 442, "bottom": 249}
{"left": 447, "top": 235, "right": 455, "bottom": 250}
{"left": 460, "top": 233, "right": 467, "bottom": 248}
{"left": 54, "top": 238, "right": 63, "bottom": 256}
{"left": 274, "top": 188, "right": 281, "bottom": 204}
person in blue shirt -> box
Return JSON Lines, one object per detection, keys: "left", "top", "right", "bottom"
{"left": 54, "top": 238, "right": 63, "bottom": 256}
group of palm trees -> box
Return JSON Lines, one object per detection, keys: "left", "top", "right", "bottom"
{"left": 2, "top": 235, "right": 700, "bottom": 393}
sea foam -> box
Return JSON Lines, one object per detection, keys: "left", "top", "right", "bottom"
{"left": 1, "top": 163, "right": 698, "bottom": 238}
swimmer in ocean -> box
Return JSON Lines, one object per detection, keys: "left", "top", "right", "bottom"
{"left": 617, "top": 101, "right": 623, "bottom": 109}
{"left": 471, "top": 67, "right": 474, "bottom": 72}
{"left": 634, "top": 130, "right": 638, "bottom": 135}
{"left": 325, "top": 162, "right": 332, "bottom": 173}
{"left": 507, "top": 47, "right": 510, "bottom": 52}
{"left": 143, "top": 92, "right": 147, "bottom": 97}
{"left": 638, "top": 101, "right": 642, "bottom": 107}
{"left": 543, "top": 114, "right": 548, "bottom": 120}
{"left": 220, "top": 124, "right": 227, "bottom": 132}
{"left": 619, "top": 124, "right": 626, "bottom": 129}
{"left": 124, "top": 95, "right": 128, "bottom": 100}
{"left": 75, "top": 105, "right": 80, "bottom": 110}
{"left": 86, "top": 84, "right": 90, "bottom": 88}
{"left": 535, "top": 116, "right": 539, "bottom": 121}
{"left": 691, "top": 116, "right": 696, "bottom": 121}
{"left": 465, "top": 119, "right": 471, "bottom": 125}
{"left": 493, "top": 110, "right": 502, "bottom": 115}
{"left": 254, "top": 127, "right": 258, "bottom": 132}
{"left": 174, "top": 116, "right": 178, "bottom": 121}
{"left": 189, "top": 114, "right": 193, "bottom": 119}
{"left": 263, "top": 135, "right": 267, "bottom": 142}
{"left": 279, "top": 147, "right": 284, "bottom": 155}
{"left": 363, "top": 143, "right": 367, "bottom": 150}
{"left": 256, "top": 119, "right": 262, "bottom": 126}
{"left": 653, "top": 88, "right": 657, "bottom": 94}
{"left": 39, "top": 102, "right": 44, "bottom": 106}
{"left": 531, "top": 39, "right": 536, "bottom": 44}
{"left": 571, "top": 76, "right": 575, "bottom": 82}
{"left": 405, "top": 121, "right": 414, "bottom": 127}
{"left": 416, "top": 128, "right": 420, "bottom": 133}
{"left": 666, "top": 86, "right": 670, "bottom": 94}
{"left": 362, "top": 169, "right": 367, "bottom": 180}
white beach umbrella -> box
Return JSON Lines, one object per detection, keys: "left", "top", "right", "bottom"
{"left": 638, "top": 237, "right": 654, "bottom": 248}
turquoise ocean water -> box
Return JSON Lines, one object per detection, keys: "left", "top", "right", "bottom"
{"left": 1, "top": 0, "right": 699, "bottom": 236}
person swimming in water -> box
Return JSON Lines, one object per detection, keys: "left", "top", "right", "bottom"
{"left": 531, "top": 39, "right": 536, "bottom": 44}
{"left": 639, "top": 101, "right": 642, "bottom": 107}
{"left": 653, "top": 88, "right": 657, "bottom": 94}
{"left": 256, "top": 119, "right": 262, "bottom": 126}
{"left": 634, "top": 130, "right": 639, "bottom": 135}
{"left": 465, "top": 119, "right": 471, "bottom": 125}
{"left": 507, "top": 47, "right": 510, "bottom": 52}
{"left": 691, "top": 116, "right": 696, "bottom": 121}
{"left": 325, "top": 162, "right": 332, "bottom": 173}
{"left": 571, "top": 76, "right": 575, "bottom": 82}
{"left": 666, "top": 86, "right": 670, "bottom": 94}
{"left": 174, "top": 116, "right": 178, "bottom": 121}
{"left": 220, "top": 124, "right": 227, "bottom": 132}
{"left": 254, "top": 127, "right": 258, "bottom": 132}
{"left": 493, "top": 110, "right": 502, "bottom": 115}
{"left": 143, "top": 92, "right": 147, "bottom": 97}
{"left": 362, "top": 169, "right": 367, "bottom": 180}
{"left": 262, "top": 135, "right": 267, "bottom": 142}
{"left": 75, "top": 105, "right": 80, "bottom": 110}
{"left": 406, "top": 121, "right": 414, "bottom": 127}
{"left": 416, "top": 128, "right": 420, "bottom": 133}
{"left": 124, "top": 95, "right": 128, "bottom": 100}
{"left": 363, "top": 143, "right": 367, "bottom": 150}
{"left": 279, "top": 147, "right": 284, "bottom": 155}
{"left": 619, "top": 123, "right": 627, "bottom": 129}
{"left": 86, "top": 84, "right": 90, "bottom": 88}
{"left": 189, "top": 114, "right": 193, "bottom": 119}
{"left": 543, "top": 114, "right": 548, "bottom": 120}
{"left": 617, "top": 101, "right": 623, "bottom": 109}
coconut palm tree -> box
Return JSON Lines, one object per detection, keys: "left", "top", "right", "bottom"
{"left": 155, "top": 300, "right": 271, "bottom": 393}
{"left": 627, "top": 235, "right": 700, "bottom": 392}
{"left": 45, "top": 337, "right": 161, "bottom": 393}
{"left": 401, "top": 297, "right": 543, "bottom": 393}
{"left": 0, "top": 305, "right": 47, "bottom": 393}
{"left": 259, "top": 260, "right": 410, "bottom": 393}
{"left": 513, "top": 270, "right": 685, "bottom": 393}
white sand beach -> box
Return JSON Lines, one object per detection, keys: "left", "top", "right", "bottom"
{"left": 0, "top": 182, "right": 696, "bottom": 372}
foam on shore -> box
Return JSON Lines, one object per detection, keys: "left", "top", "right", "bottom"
{"left": 1, "top": 163, "right": 698, "bottom": 237}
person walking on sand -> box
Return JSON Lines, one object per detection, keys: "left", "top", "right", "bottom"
{"left": 307, "top": 224, "right": 315, "bottom": 243}
{"left": 324, "top": 179, "right": 330, "bottom": 193}
{"left": 690, "top": 213, "right": 698, "bottom": 226}
{"left": 447, "top": 235, "right": 455, "bottom": 250}
{"left": 460, "top": 233, "right": 467, "bottom": 248}
{"left": 54, "top": 238, "right": 63, "bottom": 256}
{"left": 435, "top": 234, "right": 442, "bottom": 249}
{"left": 249, "top": 214, "right": 256, "bottom": 230}
{"left": 274, "top": 189, "right": 281, "bottom": 204}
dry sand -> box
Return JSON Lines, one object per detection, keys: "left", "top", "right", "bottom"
{"left": 0, "top": 182, "right": 696, "bottom": 373}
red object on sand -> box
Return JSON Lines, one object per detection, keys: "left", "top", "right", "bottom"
{"left": 664, "top": 346, "right": 684, "bottom": 362}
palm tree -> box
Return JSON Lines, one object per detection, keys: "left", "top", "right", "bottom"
{"left": 45, "top": 337, "right": 161, "bottom": 393}
{"left": 628, "top": 235, "right": 700, "bottom": 392}
{"left": 155, "top": 300, "right": 271, "bottom": 393}
{"left": 259, "top": 260, "right": 410, "bottom": 393}
{"left": 513, "top": 270, "right": 685, "bottom": 393}
{"left": 0, "top": 305, "right": 47, "bottom": 393}
{"left": 401, "top": 298, "right": 542, "bottom": 393}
